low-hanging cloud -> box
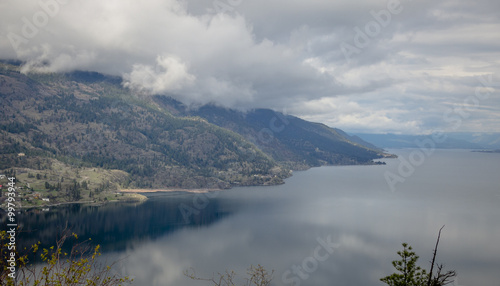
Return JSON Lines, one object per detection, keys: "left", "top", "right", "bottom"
{"left": 124, "top": 55, "right": 195, "bottom": 94}
{"left": 1, "top": 0, "right": 499, "bottom": 133}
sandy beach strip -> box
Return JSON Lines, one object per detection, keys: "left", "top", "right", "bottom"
{"left": 120, "top": 188, "right": 221, "bottom": 194}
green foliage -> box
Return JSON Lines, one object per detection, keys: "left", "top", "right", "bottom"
{"left": 380, "top": 243, "right": 428, "bottom": 286}
{"left": 1, "top": 62, "right": 388, "bottom": 192}
{"left": 0, "top": 122, "right": 38, "bottom": 134}
{"left": 185, "top": 104, "right": 386, "bottom": 168}
{"left": 382, "top": 227, "right": 457, "bottom": 286}
{"left": 0, "top": 67, "right": 289, "bottom": 190}
{"left": 0, "top": 229, "right": 132, "bottom": 286}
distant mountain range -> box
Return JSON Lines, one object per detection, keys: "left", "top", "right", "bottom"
{"left": 354, "top": 133, "right": 500, "bottom": 150}
{"left": 0, "top": 60, "right": 389, "bottom": 193}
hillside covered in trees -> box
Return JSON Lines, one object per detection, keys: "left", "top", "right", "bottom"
{"left": 0, "top": 60, "right": 389, "bottom": 205}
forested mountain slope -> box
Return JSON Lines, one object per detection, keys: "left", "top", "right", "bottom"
{"left": 155, "top": 98, "right": 389, "bottom": 170}
{"left": 0, "top": 62, "right": 287, "bottom": 191}
{"left": 0, "top": 60, "right": 389, "bottom": 201}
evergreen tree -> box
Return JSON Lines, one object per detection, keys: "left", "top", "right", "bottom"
{"left": 380, "top": 243, "right": 428, "bottom": 286}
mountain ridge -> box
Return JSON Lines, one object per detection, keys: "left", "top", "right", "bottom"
{"left": 154, "top": 98, "right": 390, "bottom": 169}
{"left": 0, "top": 61, "right": 390, "bottom": 207}
{"left": 0, "top": 63, "right": 287, "bottom": 190}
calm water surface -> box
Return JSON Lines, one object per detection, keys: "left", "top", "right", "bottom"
{"left": 15, "top": 150, "right": 500, "bottom": 285}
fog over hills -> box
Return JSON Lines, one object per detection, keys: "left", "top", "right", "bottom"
{"left": 0, "top": 62, "right": 388, "bottom": 194}
{"left": 1, "top": 0, "right": 499, "bottom": 134}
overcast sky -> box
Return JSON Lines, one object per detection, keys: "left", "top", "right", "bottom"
{"left": 1, "top": 0, "right": 499, "bottom": 134}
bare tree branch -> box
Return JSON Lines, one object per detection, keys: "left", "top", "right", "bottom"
{"left": 427, "top": 225, "right": 445, "bottom": 286}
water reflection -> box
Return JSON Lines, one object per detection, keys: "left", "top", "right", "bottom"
{"left": 13, "top": 192, "right": 235, "bottom": 253}
{"left": 7, "top": 150, "right": 500, "bottom": 285}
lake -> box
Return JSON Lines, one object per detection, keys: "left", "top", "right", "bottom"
{"left": 14, "top": 149, "right": 500, "bottom": 285}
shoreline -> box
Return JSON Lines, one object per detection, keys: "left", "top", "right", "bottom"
{"left": 120, "top": 188, "right": 222, "bottom": 194}
{"left": 0, "top": 193, "right": 148, "bottom": 211}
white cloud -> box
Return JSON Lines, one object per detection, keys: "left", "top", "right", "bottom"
{"left": 289, "top": 96, "right": 422, "bottom": 134}
{"left": 1, "top": 0, "right": 499, "bottom": 133}
{"left": 124, "top": 55, "right": 195, "bottom": 94}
